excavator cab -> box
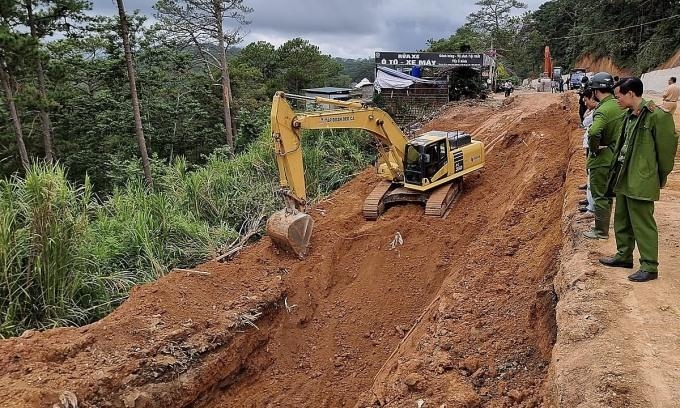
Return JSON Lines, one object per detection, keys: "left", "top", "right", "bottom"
{"left": 403, "top": 131, "right": 472, "bottom": 186}
{"left": 403, "top": 140, "right": 449, "bottom": 185}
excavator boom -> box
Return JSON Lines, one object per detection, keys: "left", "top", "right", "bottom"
{"left": 267, "top": 91, "right": 410, "bottom": 257}
{"left": 270, "top": 91, "right": 409, "bottom": 207}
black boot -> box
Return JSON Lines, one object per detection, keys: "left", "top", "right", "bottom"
{"left": 579, "top": 199, "right": 588, "bottom": 206}
{"left": 627, "top": 270, "right": 658, "bottom": 282}
{"left": 578, "top": 184, "right": 587, "bottom": 190}
{"left": 599, "top": 256, "right": 633, "bottom": 269}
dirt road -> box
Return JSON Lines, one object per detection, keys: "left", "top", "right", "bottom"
{"left": 549, "top": 92, "right": 680, "bottom": 408}
{"left": 0, "top": 91, "right": 677, "bottom": 407}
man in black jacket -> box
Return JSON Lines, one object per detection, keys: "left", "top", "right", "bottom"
{"left": 578, "top": 76, "right": 589, "bottom": 126}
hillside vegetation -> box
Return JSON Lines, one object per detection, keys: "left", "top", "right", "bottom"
{"left": 428, "top": 0, "right": 680, "bottom": 78}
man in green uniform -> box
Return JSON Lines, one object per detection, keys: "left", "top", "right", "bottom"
{"left": 600, "top": 77, "right": 679, "bottom": 282}
{"left": 583, "top": 72, "right": 626, "bottom": 239}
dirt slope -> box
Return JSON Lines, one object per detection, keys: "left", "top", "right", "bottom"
{"left": 574, "top": 55, "right": 631, "bottom": 76}
{"left": 0, "top": 92, "right": 572, "bottom": 408}
{"left": 659, "top": 48, "right": 680, "bottom": 69}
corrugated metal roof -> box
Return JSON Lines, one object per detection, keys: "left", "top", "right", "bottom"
{"left": 302, "top": 87, "right": 353, "bottom": 94}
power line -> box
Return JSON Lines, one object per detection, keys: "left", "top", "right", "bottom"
{"left": 549, "top": 14, "right": 680, "bottom": 40}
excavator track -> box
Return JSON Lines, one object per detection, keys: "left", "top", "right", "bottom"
{"left": 363, "top": 179, "right": 463, "bottom": 220}
{"left": 363, "top": 181, "right": 393, "bottom": 220}
{"left": 424, "top": 179, "right": 462, "bottom": 217}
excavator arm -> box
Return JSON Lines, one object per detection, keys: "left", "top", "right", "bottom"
{"left": 271, "top": 91, "right": 409, "bottom": 209}
{"left": 267, "top": 91, "right": 409, "bottom": 257}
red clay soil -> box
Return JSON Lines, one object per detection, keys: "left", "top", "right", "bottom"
{"left": 659, "top": 48, "right": 680, "bottom": 69}
{"left": 0, "top": 92, "right": 574, "bottom": 408}
{"left": 574, "top": 54, "right": 632, "bottom": 77}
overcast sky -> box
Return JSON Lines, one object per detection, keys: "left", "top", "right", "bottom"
{"left": 92, "top": 0, "right": 549, "bottom": 58}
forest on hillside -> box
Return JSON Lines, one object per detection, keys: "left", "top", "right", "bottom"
{"left": 0, "top": 0, "right": 377, "bottom": 337}
{"left": 0, "top": 0, "right": 375, "bottom": 187}
{"left": 3, "top": 0, "right": 679, "bottom": 185}
{"left": 428, "top": 0, "right": 680, "bottom": 80}
{"left": 1, "top": 0, "right": 679, "bottom": 337}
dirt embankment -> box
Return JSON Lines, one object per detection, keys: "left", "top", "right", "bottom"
{"left": 0, "top": 92, "right": 574, "bottom": 408}
{"left": 659, "top": 48, "right": 680, "bottom": 69}
{"left": 575, "top": 54, "right": 632, "bottom": 76}
{"left": 574, "top": 48, "right": 680, "bottom": 75}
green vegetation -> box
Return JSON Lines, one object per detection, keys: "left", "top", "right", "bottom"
{"left": 0, "top": 128, "right": 373, "bottom": 338}
{"left": 428, "top": 0, "right": 680, "bottom": 78}
{"left": 0, "top": 13, "right": 369, "bottom": 185}
{"left": 534, "top": 0, "right": 680, "bottom": 74}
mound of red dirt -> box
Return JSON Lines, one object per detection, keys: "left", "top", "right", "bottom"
{"left": 0, "top": 92, "right": 574, "bottom": 408}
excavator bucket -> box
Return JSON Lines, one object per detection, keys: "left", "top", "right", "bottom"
{"left": 266, "top": 209, "right": 315, "bottom": 258}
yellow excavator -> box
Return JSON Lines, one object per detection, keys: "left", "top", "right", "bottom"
{"left": 266, "top": 91, "right": 485, "bottom": 257}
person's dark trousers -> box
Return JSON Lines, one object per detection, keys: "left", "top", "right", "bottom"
{"left": 589, "top": 166, "right": 612, "bottom": 235}
{"left": 614, "top": 194, "right": 659, "bottom": 273}
{"left": 579, "top": 102, "right": 586, "bottom": 124}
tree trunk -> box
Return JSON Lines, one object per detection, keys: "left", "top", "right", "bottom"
{"left": 0, "top": 57, "right": 30, "bottom": 170}
{"left": 25, "top": 0, "right": 54, "bottom": 162}
{"left": 215, "top": 5, "right": 235, "bottom": 151}
{"left": 116, "top": 0, "right": 153, "bottom": 188}
{"left": 34, "top": 61, "right": 54, "bottom": 162}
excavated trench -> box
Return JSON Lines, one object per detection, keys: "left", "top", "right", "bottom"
{"left": 0, "top": 93, "right": 574, "bottom": 408}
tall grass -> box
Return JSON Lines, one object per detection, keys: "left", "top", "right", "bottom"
{"left": 0, "top": 127, "right": 374, "bottom": 338}
{"left": 0, "top": 163, "right": 104, "bottom": 334}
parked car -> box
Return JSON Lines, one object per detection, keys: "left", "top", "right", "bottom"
{"left": 569, "top": 69, "right": 587, "bottom": 90}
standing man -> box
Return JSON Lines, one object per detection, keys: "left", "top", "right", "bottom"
{"left": 579, "top": 88, "right": 599, "bottom": 213}
{"left": 600, "top": 77, "right": 678, "bottom": 281}
{"left": 583, "top": 72, "right": 626, "bottom": 240}
{"left": 578, "top": 76, "right": 590, "bottom": 126}
{"left": 661, "top": 76, "right": 680, "bottom": 114}
{"left": 504, "top": 80, "right": 513, "bottom": 97}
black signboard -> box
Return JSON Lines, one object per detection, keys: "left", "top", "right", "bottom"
{"left": 375, "top": 51, "right": 485, "bottom": 67}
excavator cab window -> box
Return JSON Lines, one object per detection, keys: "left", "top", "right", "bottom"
{"left": 404, "top": 140, "right": 449, "bottom": 185}
{"left": 424, "top": 139, "right": 448, "bottom": 181}
{"left": 404, "top": 144, "right": 424, "bottom": 184}
{"left": 424, "top": 143, "right": 442, "bottom": 180}
{"left": 436, "top": 140, "right": 447, "bottom": 165}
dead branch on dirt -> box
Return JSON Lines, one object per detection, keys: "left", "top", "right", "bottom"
{"left": 232, "top": 309, "right": 263, "bottom": 330}
{"left": 284, "top": 297, "right": 297, "bottom": 313}
{"left": 216, "top": 214, "right": 264, "bottom": 262}
{"left": 157, "top": 341, "right": 200, "bottom": 377}
{"left": 388, "top": 232, "right": 404, "bottom": 250}
{"left": 172, "top": 268, "right": 211, "bottom": 276}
